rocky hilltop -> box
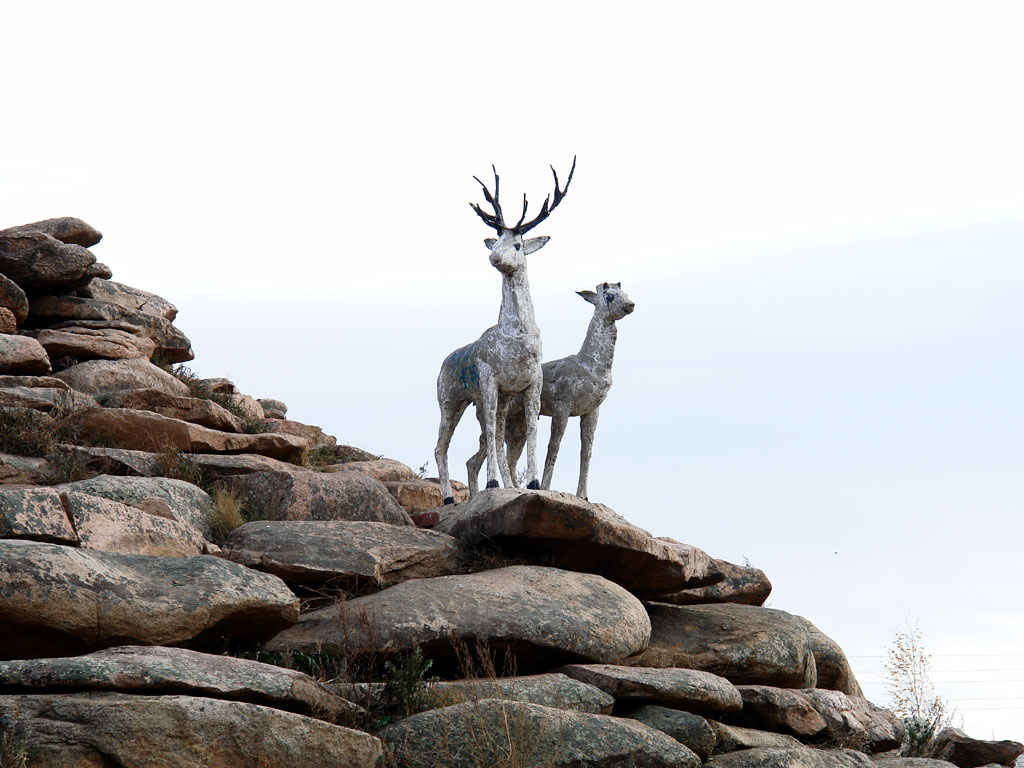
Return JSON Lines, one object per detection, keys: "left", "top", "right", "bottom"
{"left": 1, "top": 217, "right": 1021, "bottom": 767}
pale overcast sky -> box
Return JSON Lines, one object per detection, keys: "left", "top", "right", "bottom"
{"left": 3, "top": 1, "right": 1022, "bottom": 740}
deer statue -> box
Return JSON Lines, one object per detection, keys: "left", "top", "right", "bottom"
{"left": 467, "top": 282, "right": 635, "bottom": 501}
{"left": 434, "top": 158, "right": 576, "bottom": 505}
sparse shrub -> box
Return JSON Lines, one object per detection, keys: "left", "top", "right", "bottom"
{"left": 383, "top": 648, "right": 436, "bottom": 719}
{"left": 0, "top": 407, "right": 57, "bottom": 456}
{"left": 302, "top": 445, "right": 338, "bottom": 470}
{"left": 208, "top": 488, "right": 245, "bottom": 543}
{"left": 0, "top": 728, "right": 29, "bottom": 768}
{"left": 155, "top": 446, "right": 204, "bottom": 486}
{"left": 885, "top": 622, "right": 954, "bottom": 756}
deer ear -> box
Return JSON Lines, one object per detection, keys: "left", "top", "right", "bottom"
{"left": 523, "top": 236, "right": 550, "bottom": 255}
{"left": 577, "top": 290, "right": 599, "bottom": 305}
{"left": 484, "top": 238, "right": 497, "bottom": 249}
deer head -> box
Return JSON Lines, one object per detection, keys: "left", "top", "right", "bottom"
{"left": 577, "top": 282, "right": 636, "bottom": 321}
{"left": 470, "top": 158, "right": 576, "bottom": 274}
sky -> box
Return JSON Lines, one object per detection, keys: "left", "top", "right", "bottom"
{"left": 3, "top": 0, "right": 1022, "bottom": 740}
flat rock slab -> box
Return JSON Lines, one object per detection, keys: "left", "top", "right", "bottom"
{"left": 1, "top": 216, "right": 103, "bottom": 247}
{"left": 659, "top": 558, "right": 772, "bottom": 607}
{"left": 0, "top": 486, "right": 78, "bottom": 544}
{"left": 0, "top": 334, "right": 51, "bottom": 374}
{"left": 0, "top": 646, "right": 357, "bottom": 723}
{"left": 627, "top": 705, "right": 717, "bottom": 760}
{"left": 341, "top": 458, "right": 418, "bottom": 482}
{"left": 436, "top": 488, "right": 720, "bottom": 596}
{"left": 99, "top": 387, "right": 244, "bottom": 431}
{"left": 710, "top": 721, "right": 804, "bottom": 753}
{"left": 63, "top": 491, "right": 205, "bottom": 556}
{"left": 0, "top": 692, "right": 382, "bottom": 768}
{"left": 876, "top": 760, "right": 960, "bottom": 768}
{"left": 0, "top": 453, "right": 60, "bottom": 485}
{"left": 35, "top": 325, "right": 157, "bottom": 361}
{"left": 627, "top": 603, "right": 818, "bottom": 688}
{"left": 79, "top": 278, "right": 177, "bottom": 321}
{"left": 216, "top": 468, "right": 413, "bottom": 526}
{"left": 381, "top": 698, "right": 699, "bottom": 768}
{"left": 0, "top": 384, "right": 97, "bottom": 414}
{"left": 930, "top": 728, "right": 1024, "bottom": 768}
{"left": 57, "top": 474, "right": 214, "bottom": 535}
{"left": 222, "top": 520, "right": 461, "bottom": 586}
{"left": 56, "top": 357, "right": 190, "bottom": 397}
{"left": 706, "top": 747, "right": 875, "bottom": 768}
{"left": 0, "top": 540, "right": 298, "bottom": 659}
{"left": 266, "top": 565, "right": 650, "bottom": 670}
{"left": 385, "top": 478, "right": 470, "bottom": 511}
{"left": 558, "top": 664, "right": 742, "bottom": 714}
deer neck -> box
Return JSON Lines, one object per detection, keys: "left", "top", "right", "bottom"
{"left": 578, "top": 313, "right": 617, "bottom": 375}
{"left": 498, "top": 267, "right": 538, "bottom": 336}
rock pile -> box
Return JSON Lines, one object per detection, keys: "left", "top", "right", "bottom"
{"left": 1, "top": 216, "right": 1021, "bottom": 766}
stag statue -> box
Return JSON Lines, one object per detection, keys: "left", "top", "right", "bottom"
{"left": 434, "top": 159, "right": 576, "bottom": 505}
{"left": 468, "top": 282, "right": 635, "bottom": 500}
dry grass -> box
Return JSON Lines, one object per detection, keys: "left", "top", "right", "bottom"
{"left": 0, "top": 729, "right": 28, "bottom": 768}
{"left": 207, "top": 488, "right": 245, "bottom": 543}
{"left": 0, "top": 407, "right": 57, "bottom": 456}
{"left": 155, "top": 445, "right": 204, "bottom": 486}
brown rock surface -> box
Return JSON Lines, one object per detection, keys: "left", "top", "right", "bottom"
{"left": 259, "top": 417, "right": 336, "bottom": 448}
{"left": 55, "top": 357, "right": 190, "bottom": 397}
{"left": 78, "top": 278, "right": 177, "bottom": 321}
{"left": 1, "top": 216, "right": 103, "bottom": 247}
{"left": 386, "top": 478, "right": 470, "bottom": 511}
{"left": 99, "top": 387, "right": 244, "bottom": 431}
{"left": 930, "top": 729, "right": 1024, "bottom": 768}
{"left": 0, "top": 453, "right": 60, "bottom": 485}
{"left": 0, "top": 487, "right": 78, "bottom": 544}
{"left": 710, "top": 721, "right": 803, "bottom": 753}
{"left": 706, "top": 747, "right": 874, "bottom": 768}
{"left": 57, "top": 474, "right": 214, "bottom": 535}
{"left": 0, "top": 231, "right": 99, "bottom": 292}
{"left": 734, "top": 686, "right": 828, "bottom": 737}
{"left": 558, "top": 664, "right": 742, "bottom": 714}
{"left": 34, "top": 325, "right": 158, "bottom": 361}
{"left": 798, "top": 689, "right": 904, "bottom": 753}
{"left": 259, "top": 397, "right": 287, "bottom": 418}
{"left": 342, "top": 457, "right": 419, "bottom": 482}
{"left": 0, "top": 307, "right": 14, "bottom": 333}
{"left": 0, "top": 334, "right": 51, "bottom": 374}
{"left": 0, "top": 273, "right": 29, "bottom": 323}
{"left": 659, "top": 558, "right": 772, "bottom": 606}
{"left": 796, "top": 617, "right": 863, "bottom": 696}
{"left": 627, "top": 706, "right": 718, "bottom": 760}
{"left": 0, "top": 383, "right": 97, "bottom": 414}
{"left": 63, "top": 490, "right": 205, "bottom": 556}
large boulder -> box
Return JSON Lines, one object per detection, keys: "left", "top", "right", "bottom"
{"left": 216, "top": 468, "right": 413, "bottom": 526}
{"left": 626, "top": 705, "right": 718, "bottom": 760}
{"left": 266, "top": 566, "right": 651, "bottom": 670}
{"left": 0, "top": 486, "right": 78, "bottom": 544}
{"left": 0, "top": 273, "right": 28, "bottom": 324}
{"left": 710, "top": 721, "right": 804, "bottom": 753}
{"left": 259, "top": 397, "right": 287, "bottom": 418}
{"left": 0, "top": 216, "right": 103, "bottom": 247}
{"left": 875, "top": 760, "right": 959, "bottom": 768}
{"left": 558, "top": 664, "right": 742, "bottom": 715}
{"left": 734, "top": 686, "right": 827, "bottom": 736}
{"left": 34, "top": 325, "right": 158, "bottom": 361}
{"left": 706, "top": 747, "right": 875, "bottom": 768}
{"left": 56, "top": 475, "right": 214, "bottom": 534}
{"left": 0, "top": 646, "right": 358, "bottom": 723}
{"left": 930, "top": 728, "right": 1024, "bottom": 768}
{"left": 222, "top": 519, "right": 460, "bottom": 586}
{"left": 78, "top": 278, "right": 177, "bottom": 321}
{"left": 626, "top": 603, "right": 818, "bottom": 688}
{"left": 65, "top": 408, "right": 308, "bottom": 461}
{"left": 798, "top": 689, "right": 904, "bottom": 752}
{"left": 435, "top": 488, "right": 720, "bottom": 596}
{"left": 62, "top": 490, "right": 205, "bottom": 556}
{"left": 98, "top": 387, "right": 244, "bottom": 431}
{"left": 658, "top": 558, "right": 772, "bottom": 607}
{"left": 0, "top": 693, "right": 382, "bottom": 767}
{"left": 55, "top": 357, "right": 190, "bottom": 397}
{"left": 0, "top": 334, "right": 50, "bottom": 374}
{"left": 380, "top": 698, "right": 699, "bottom": 768}
{"left": 0, "top": 540, "right": 298, "bottom": 659}
{"left": 0, "top": 231, "right": 99, "bottom": 292}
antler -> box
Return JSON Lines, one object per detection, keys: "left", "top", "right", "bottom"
{"left": 515, "top": 155, "right": 576, "bottom": 234}
{"left": 469, "top": 165, "right": 505, "bottom": 232}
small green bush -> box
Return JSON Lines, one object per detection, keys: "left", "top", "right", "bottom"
{"left": 384, "top": 648, "right": 435, "bottom": 719}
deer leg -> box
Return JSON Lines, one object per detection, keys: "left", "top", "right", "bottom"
{"left": 523, "top": 377, "right": 542, "bottom": 490}
{"left": 479, "top": 364, "right": 501, "bottom": 490}
{"left": 577, "top": 407, "right": 599, "bottom": 500}
{"left": 465, "top": 405, "right": 487, "bottom": 495}
{"left": 506, "top": 422, "right": 525, "bottom": 488}
{"left": 495, "top": 394, "right": 514, "bottom": 488}
{"left": 542, "top": 408, "right": 570, "bottom": 490}
{"left": 435, "top": 398, "right": 469, "bottom": 504}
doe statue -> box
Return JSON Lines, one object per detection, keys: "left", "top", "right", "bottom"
{"left": 468, "top": 282, "right": 635, "bottom": 500}
{"left": 434, "top": 158, "right": 576, "bottom": 505}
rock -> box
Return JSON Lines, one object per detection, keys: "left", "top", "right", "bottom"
{"left": 735, "top": 686, "right": 828, "bottom": 736}
{"left": 0, "top": 383, "right": 97, "bottom": 414}
{"left": 0, "top": 307, "right": 14, "bottom": 333}
{"left": 626, "top": 603, "right": 818, "bottom": 688}
{"left": 0, "top": 273, "right": 29, "bottom": 324}
{"left": 0, "top": 334, "right": 50, "bottom": 374}
{"left": 0, "top": 645, "right": 359, "bottom": 723}
{"left": 266, "top": 565, "right": 651, "bottom": 670}
{"left": 435, "top": 489, "right": 720, "bottom": 596}
{"left": 0, "top": 374, "right": 69, "bottom": 389}
{"left": 78, "top": 278, "right": 177, "bottom": 321}
{"left": 558, "top": 664, "right": 742, "bottom": 714}
{"left": 342, "top": 457, "right": 419, "bottom": 482}
{"left": 216, "top": 468, "right": 413, "bottom": 526}
{"left": 0, "top": 486, "right": 78, "bottom": 544}
{"left": 706, "top": 746, "right": 875, "bottom": 768}
{"left": 259, "top": 397, "right": 287, "bottom": 418}
{"left": 0, "top": 453, "right": 59, "bottom": 484}
{"left": 627, "top": 705, "right": 718, "bottom": 760}
{"left": 200, "top": 376, "right": 237, "bottom": 394}
{"left": 99, "top": 387, "right": 244, "bottom": 431}
{"left": 797, "top": 689, "right": 904, "bottom": 752}
{"left": 930, "top": 729, "right": 1024, "bottom": 768}
{"left": 55, "top": 357, "right": 190, "bottom": 397}
{"left": 796, "top": 617, "right": 863, "bottom": 696}
{"left": 29, "top": 294, "right": 193, "bottom": 363}
{"left": 34, "top": 325, "right": 157, "bottom": 361}
{"left": 62, "top": 490, "right": 205, "bottom": 556}
{"left": 381, "top": 698, "right": 699, "bottom": 768}
{"left": 0, "top": 216, "right": 102, "bottom": 247}
{"left": 411, "top": 509, "right": 440, "bottom": 527}
{"left": 222, "top": 520, "right": 460, "bottom": 586}
{"left": 260, "top": 417, "right": 337, "bottom": 448}
{"left": 134, "top": 497, "right": 177, "bottom": 520}
{"left": 0, "top": 539, "right": 298, "bottom": 659}
{"left": 86, "top": 261, "right": 112, "bottom": 280}
{"left": 55, "top": 474, "right": 213, "bottom": 536}
{"left": 0, "top": 693, "right": 382, "bottom": 767}
{"left": 710, "top": 721, "right": 804, "bottom": 753}
{"left": 659, "top": 558, "right": 772, "bottom": 607}
{"left": 876, "top": 760, "right": 960, "bottom": 768}
{"left": 0, "top": 231, "right": 98, "bottom": 292}
{"left": 223, "top": 392, "right": 264, "bottom": 421}
{"left": 66, "top": 408, "right": 308, "bottom": 461}
{"left": 332, "top": 444, "right": 379, "bottom": 463}
{"left": 386, "top": 478, "right": 470, "bottom": 511}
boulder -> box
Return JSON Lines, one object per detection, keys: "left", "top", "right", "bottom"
{"left": 0, "top": 231, "right": 98, "bottom": 292}
{"left": 706, "top": 747, "right": 875, "bottom": 768}
{"left": 798, "top": 689, "right": 904, "bottom": 752}
{"left": 57, "top": 475, "right": 213, "bottom": 534}
{"left": 386, "top": 478, "right": 470, "bottom": 511}
{"left": 259, "top": 417, "right": 337, "bottom": 448}
{"left": 380, "top": 698, "right": 699, "bottom": 768}
{"left": 659, "top": 558, "right": 772, "bottom": 607}
{"left": 34, "top": 325, "right": 157, "bottom": 361}
{"left": 0, "top": 453, "right": 60, "bottom": 484}
{"left": 216, "top": 468, "right": 413, "bottom": 526}
{"left": 796, "top": 617, "right": 863, "bottom": 696}
{"left": 0, "top": 645, "right": 358, "bottom": 723}
{"left": 0, "top": 216, "right": 102, "bottom": 247}
{"left": 627, "top": 705, "right": 718, "bottom": 760}
{"left": 435, "top": 488, "right": 720, "bottom": 596}
{"left": 0, "top": 307, "right": 14, "bottom": 333}
{"left": 0, "top": 693, "right": 382, "bottom": 767}
{"left": 0, "top": 486, "right": 78, "bottom": 544}
{"left": 78, "top": 278, "right": 177, "bottom": 321}
{"left": 0, "top": 273, "right": 29, "bottom": 323}
{"left": 710, "top": 721, "right": 804, "bottom": 753}
{"left": 200, "top": 377, "right": 237, "bottom": 394}
{"left": 98, "top": 387, "right": 244, "bottom": 431}
{"left": 0, "top": 384, "right": 97, "bottom": 414}
{"left": 558, "top": 664, "right": 742, "bottom": 714}
{"left": 259, "top": 397, "right": 287, "bottom": 418}
{"left": 55, "top": 357, "right": 190, "bottom": 397}
{"left": 66, "top": 408, "right": 308, "bottom": 461}
{"left": 0, "top": 374, "right": 69, "bottom": 389}
{"left": 626, "top": 603, "right": 818, "bottom": 688}
{"left": 223, "top": 392, "right": 264, "bottom": 421}
{"left": 0, "top": 540, "right": 298, "bottom": 659}
{"left": 342, "top": 458, "right": 419, "bottom": 482}
{"left": 930, "top": 728, "right": 1024, "bottom": 768}
{"left": 0, "top": 334, "right": 50, "bottom": 374}
{"left": 876, "top": 760, "right": 960, "bottom": 768}
{"left": 62, "top": 490, "right": 205, "bottom": 556}
{"left": 735, "top": 686, "right": 827, "bottom": 736}
{"left": 266, "top": 566, "right": 651, "bottom": 670}
{"left": 331, "top": 444, "right": 379, "bottom": 463}
{"left": 222, "top": 519, "right": 460, "bottom": 586}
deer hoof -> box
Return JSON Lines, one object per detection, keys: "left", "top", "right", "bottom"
{"left": 485, "top": 480, "right": 499, "bottom": 489}
{"left": 443, "top": 497, "right": 455, "bottom": 505}
{"left": 527, "top": 480, "right": 540, "bottom": 490}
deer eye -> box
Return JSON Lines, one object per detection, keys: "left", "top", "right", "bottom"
{"left": 604, "top": 293, "right": 614, "bottom": 304}
{"left": 515, "top": 243, "right": 521, "bottom": 251}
